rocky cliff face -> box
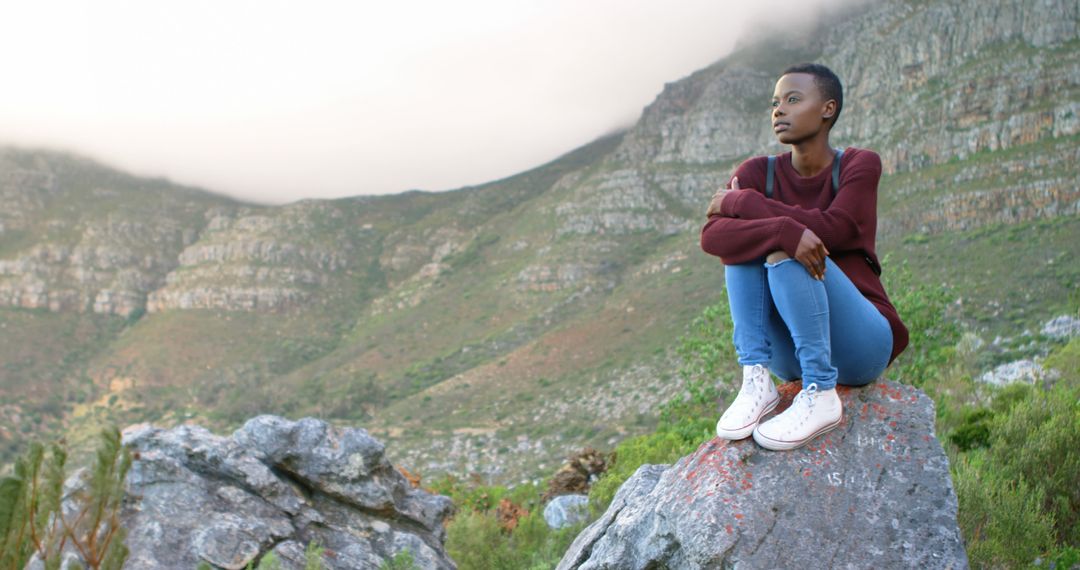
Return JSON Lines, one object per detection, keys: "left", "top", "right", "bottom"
{"left": 0, "top": 150, "right": 219, "bottom": 317}
{"left": 146, "top": 202, "right": 358, "bottom": 313}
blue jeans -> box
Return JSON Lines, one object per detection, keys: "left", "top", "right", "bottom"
{"left": 724, "top": 257, "right": 892, "bottom": 390}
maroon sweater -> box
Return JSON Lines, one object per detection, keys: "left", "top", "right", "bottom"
{"left": 700, "top": 147, "right": 909, "bottom": 365}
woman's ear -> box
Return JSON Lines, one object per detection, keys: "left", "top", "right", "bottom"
{"left": 822, "top": 99, "right": 837, "bottom": 123}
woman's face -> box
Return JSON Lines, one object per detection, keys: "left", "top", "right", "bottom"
{"left": 770, "top": 73, "right": 834, "bottom": 145}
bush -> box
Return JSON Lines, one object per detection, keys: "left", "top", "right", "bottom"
{"left": 445, "top": 509, "right": 516, "bottom": 569}
{"left": 380, "top": 549, "right": 418, "bottom": 570}
{"left": 953, "top": 449, "right": 1057, "bottom": 569}
{"left": 588, "top": 430, "right": 691, "bottom": 510}
{"left": 0, "top": 428, "right": 131, "bottom": 570}
{"left": 984, "top": 382, "right": 1080, "bottom": 545}
{"left": 882, "top": 258, "right": 961, "bottom": 388}
{"left": 946, "top": 383, "right": 1033, "bottom": 452}
{"left": 1044, "top": 336, "right": 1080, "bottom": 381}
{"left": 444, "top": 505, "right": 584, "bottom": 570}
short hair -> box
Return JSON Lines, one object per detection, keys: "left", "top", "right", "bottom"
{"left": 782, "top": 63, "right": 843, "bottom": 129}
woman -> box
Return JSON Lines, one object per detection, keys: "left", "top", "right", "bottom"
{"left": 700, "top": 63, "right": 909, "bottom": 451}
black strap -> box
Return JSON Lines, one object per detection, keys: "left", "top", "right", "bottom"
{"left": 765, "top": 156, "right": 776, "bottom": 199}
{"left": 765, "top": 148, "right": 844, "bottom": 199}
{"left": 832, "top": 148, "right": 844, "bottom": 193}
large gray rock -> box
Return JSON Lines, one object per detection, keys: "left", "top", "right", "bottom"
{"left": 116, "top": 416, "right": 456, "bottom": 569}
{"left": 557, "top": 380, "right": 968, "bottom": 569}
{"left": 544, "top": 494, "right": 591, "bottom": 530}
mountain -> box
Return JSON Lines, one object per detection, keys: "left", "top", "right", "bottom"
{"left": 1, "top": 0, "right": 1077, "bottom": 485}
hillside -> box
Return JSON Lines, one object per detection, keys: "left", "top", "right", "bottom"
{"left": 1, "top": 0, "right": 1078, "bottom": 485}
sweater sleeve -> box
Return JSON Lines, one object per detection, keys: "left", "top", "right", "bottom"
{"left": 721, "top": 150, "right": 882, "bottom": 252}
{"left": 701, "top": 215, "right": 806, "bottom": 264}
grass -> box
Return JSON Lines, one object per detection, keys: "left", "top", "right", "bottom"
{"left": 880, "top": 215, "right": 1080, "bottom": 337}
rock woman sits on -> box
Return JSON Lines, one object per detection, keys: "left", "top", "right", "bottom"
{"left": 700, "top": 63, "right": 909, "bottom": 451}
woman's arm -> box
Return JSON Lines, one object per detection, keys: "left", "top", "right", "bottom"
{"left": 700, "top": 214, "right": 805, "bottom": 265}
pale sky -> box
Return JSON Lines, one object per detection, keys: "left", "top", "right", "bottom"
{"left": 0, "top": 1, "right": 836, "bottom": 205}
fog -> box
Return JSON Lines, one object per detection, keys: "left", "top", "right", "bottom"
{"left": 0, "top": 0, "right": 840, "bottom": 204}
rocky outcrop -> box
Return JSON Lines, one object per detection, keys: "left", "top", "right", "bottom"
{"left": 1043, "top": 314, "right": 1080, "bottom": 339}
{"left": 0, "top": 150, "right": 225, "bottom": 317}
{"left": 147, "top": 203, "right": 356, "bottom": 313}
{"left": 558, "top": 380, "right": 968, "bottom": 569}
{"left": 554, "top": 169, "right": 692, "bottom": 237}
{"left": 117, "top": 416, "right": 456, "bottom": 569}
{"left": 0, "top": 218, "right": 197, "bottom": 317}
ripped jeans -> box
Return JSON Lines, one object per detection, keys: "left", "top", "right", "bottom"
{"left": 724, "top": 257, "right": 892, "bottom": 390}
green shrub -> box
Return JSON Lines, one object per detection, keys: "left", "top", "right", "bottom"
{"left": 428, "top": 475, "right": 512, "bottom": 513}
{"left": 882, "top": 258, "right": 961, "bottom": 388}
{"left": 588, "top": 430, "right": 690, "bottom": 510}
{"left": 1044, "top": 336, "right": 1080, "bottom": 382}
{"left": 445, "top": 509, "right": 516, "bottom": 569}
{"left": 946, "top": 383, "right": 1033, "bottom": 452}
{"left": 1046, "top": 545, "right": 1080, "bottom": 569}
{"left": 250, "top": 551, "right": 283, "bottom": 569}
{"left": 0, "top": 428, "right": 130, "bottom": 570}
{"left": 947, "top": 407, "right": 995, "bottom": 452}
{"left": 436, "top": 474, "right": 587, "bottom": 570}
{"left": 303, "top": 541, "right": 325, "bottom": 570}
{"left": 953, "top": 449, "right": 1056, "bottom": 569}
{"left": 379, "top": 549, "right": 417, "bottom": 570}
{"left": 984, "top": 382, "right": 1080, "bottom": 545}
{"left": 444, "top": 504, "right": 585, "bottom": 570}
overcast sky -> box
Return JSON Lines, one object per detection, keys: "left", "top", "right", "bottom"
{"left": 0, "top": 1, "right": 835, "bottom": 205}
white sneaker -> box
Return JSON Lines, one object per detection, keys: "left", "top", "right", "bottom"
{"left": 716, "top": 364, "right": 780, "bottom": 440}
{"left": 752, "top": 383, "right": 842, "bottom": 451}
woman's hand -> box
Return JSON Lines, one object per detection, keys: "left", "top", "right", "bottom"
{"left": 795, "top": 228, "right": 829, "bottom": 280}
{"left": 706, "top": 176, "right": 740, "bottom": 217}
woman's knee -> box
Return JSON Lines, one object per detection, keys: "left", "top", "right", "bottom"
{"left": 765, "top": 250, "right": 790, "bottom": 264}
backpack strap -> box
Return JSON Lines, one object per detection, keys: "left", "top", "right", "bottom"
{"left": 765, "top": 155, "right": 776, "bottom": 199}
{"left": 765, "top": 147, "right": 844, "bottom": 199}
{"left": 831, "top": 148, "right": 844, "bottom": 196}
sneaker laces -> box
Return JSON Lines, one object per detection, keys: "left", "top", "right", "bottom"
{"left": 793, "top": 383, "right": 819, "bottom": 409}
{"left": 742, "top": 364, "right": 764, "bottom": 388}
{"left": 725, "top": 365, "right": 768, "bottom": 423}
{"left": 784, "top": 383, "right": 819, "bottom": 432}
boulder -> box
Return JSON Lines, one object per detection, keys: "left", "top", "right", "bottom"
{"left": 544, "top": 494, "right": 591, "bottom": 530}
{"left": 557, "top": 380, "right": 969, "bottom": 569}
{"left": 978, "top": 359, "right": 1047, "bottom": 386}
{"left": 117, "top": 416, "right": 456, "bottom": 569}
